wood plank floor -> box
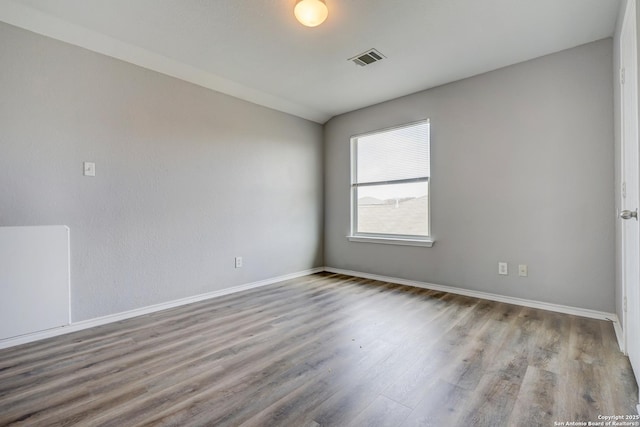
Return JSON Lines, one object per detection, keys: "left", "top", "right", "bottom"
{"left": 0, "top": 272, "right": 637, "bottom": 426}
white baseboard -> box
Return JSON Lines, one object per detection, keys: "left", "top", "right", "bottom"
{"left": 324, "top": 267, "right": 623, "bottom": 349}
{"left": 0, "top": 267, "right": 324, "bottom": 350}
{"left": 0, "top": 266, "right": 625, "bottom": 354}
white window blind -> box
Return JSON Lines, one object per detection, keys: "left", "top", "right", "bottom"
{"left": 356, "top": 122, "right": 430, "bottom": 183}
{"left": 351, "top": 120, "right": 431, "bottom": 240}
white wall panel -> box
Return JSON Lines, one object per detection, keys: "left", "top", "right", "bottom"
{"left": 0, "top": 226, "right": 70, "bottom": 339}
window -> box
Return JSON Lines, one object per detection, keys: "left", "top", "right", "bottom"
{"left": 349, "top": 119, "right": 433, "bottom": 247}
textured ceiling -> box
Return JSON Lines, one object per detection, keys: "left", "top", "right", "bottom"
{"left": 0, "top": 0, "right": 622, "bottom": 123}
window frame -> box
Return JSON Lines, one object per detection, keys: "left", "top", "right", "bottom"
{"left": 348, "top": 119, "right": 434, "bottom": 247}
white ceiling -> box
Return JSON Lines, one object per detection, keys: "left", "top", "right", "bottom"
{"left": 0, "top": 0, "right": 622, "bottom": 123}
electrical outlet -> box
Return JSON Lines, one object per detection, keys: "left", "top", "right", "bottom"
{"left": 498, "top": 262, "right": 508, "bottom": 275}
{"left": 518, "top": 264, "right": 528, "bottom": 277}
{"left": 235, "top": 256, "right": 243, "bottom": 268}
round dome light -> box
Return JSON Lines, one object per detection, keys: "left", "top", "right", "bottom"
{"left": 294, "top": 0, "right": 328, "bottom": 27}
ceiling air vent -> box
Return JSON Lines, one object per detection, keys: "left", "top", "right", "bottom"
{"left": 349, "top": 49, "right": 385, "bottom": 67}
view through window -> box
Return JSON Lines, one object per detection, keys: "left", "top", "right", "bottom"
{"left": 351, "top": 120, "right": 430, "bottom": 239}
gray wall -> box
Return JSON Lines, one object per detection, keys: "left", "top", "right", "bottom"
{"left": 0, "top": 19, "right": 617, "bottom": 324}
{"left": 0, "top": 22, "right": 324, "bottom": 322}
{"left": 325, "top": 39, "right": 615, "bottom": 312}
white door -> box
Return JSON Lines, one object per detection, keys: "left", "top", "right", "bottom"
{"left": 620, "top": 0, "right": 640, "bottom": 401}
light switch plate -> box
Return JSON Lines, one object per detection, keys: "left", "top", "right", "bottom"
{"left": 83, "top": 162, "right": 95, "bottom": 177}
{"left": 518, "top": 264, "right": 528, "bottom": 277}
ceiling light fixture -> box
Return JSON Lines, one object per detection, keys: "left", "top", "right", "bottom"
{"left": 294, "top": 0, "right": 328, "bottom": 27}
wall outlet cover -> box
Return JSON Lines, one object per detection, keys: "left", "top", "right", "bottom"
{"left": 498, "top": 262, "right": 508, "bottom": 275}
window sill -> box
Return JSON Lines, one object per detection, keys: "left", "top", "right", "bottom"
{"left": 347, "top": 235, "right": 435, "bottom": 247}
